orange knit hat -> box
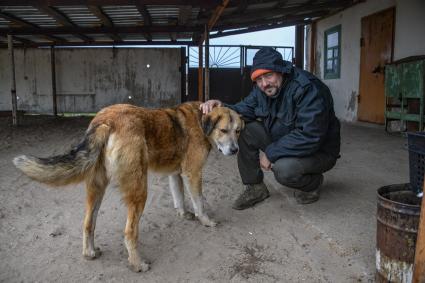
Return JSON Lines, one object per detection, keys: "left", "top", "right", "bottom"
{"left": 250, "top": 69, "right": 273, "bottom": 81}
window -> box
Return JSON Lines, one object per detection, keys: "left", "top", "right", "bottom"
{"left": 324, "top": 25, "right": 341, "bottom": 79}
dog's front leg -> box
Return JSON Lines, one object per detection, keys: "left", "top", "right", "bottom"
{"left": 182, "top": 173, "right": 217, "bottom": 227}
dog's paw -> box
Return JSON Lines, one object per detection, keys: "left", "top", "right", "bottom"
{"left": 129, "top": 260, "right": 150, "bottom": 273}
{"left": 177, "top": 210, "right": 195, "bottom": 220}
{"left": 83, "top": 247, "right": 102, "bottom": 260}
{"left": 198, "top": 215, "right": 218, "bottom": 227}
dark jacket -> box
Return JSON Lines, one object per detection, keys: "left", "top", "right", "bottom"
{"left": 227, "top": 48, "right": 340, "bottom": 163}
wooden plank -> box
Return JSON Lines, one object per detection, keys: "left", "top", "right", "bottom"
{"left": 413, "top": 178, "right": 425, "bottom": 283}
{"left": 7, "top": 35, "right": 18, "bottom": 126}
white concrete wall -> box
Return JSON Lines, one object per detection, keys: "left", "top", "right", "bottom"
{"left": 394, "top": 0, "right": 425, "bottom": 60}
{"left": 312, "top": 0, "right": 425, "bottom": 122}
{"left": 0, "top": 48, "right": 181, "bottom": 113}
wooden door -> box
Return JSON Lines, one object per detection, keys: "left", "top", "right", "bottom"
{"left": 358, "top": 7, "right": 395, "bottom": 124}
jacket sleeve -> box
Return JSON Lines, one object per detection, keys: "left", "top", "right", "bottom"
{"left": 224, "top": 89, "right": 258, "bottom": 121}
{"left": 265, "top": 83, "right": 330, "bottom": 162}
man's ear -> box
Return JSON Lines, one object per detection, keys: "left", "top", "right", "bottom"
{"left": 202, "top": 114, "right": 220, "bottom": 136}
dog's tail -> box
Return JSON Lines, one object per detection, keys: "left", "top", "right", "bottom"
{"left": 13, "top": 124, "right": 110, "bottom": 187}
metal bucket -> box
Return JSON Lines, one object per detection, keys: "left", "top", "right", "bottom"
{"left": 376, "top": 183, "right": 421, "bottom": 282}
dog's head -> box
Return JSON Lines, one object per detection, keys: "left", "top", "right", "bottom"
{"left": 202, "top": 107, "right": 244, "bottom": 156}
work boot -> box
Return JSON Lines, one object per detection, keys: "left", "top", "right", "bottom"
{"left": 294, "top": 175, "right": 324, "bottom": 204}
{"left": 232, "top": 182, "right": 270, "bottom": 210}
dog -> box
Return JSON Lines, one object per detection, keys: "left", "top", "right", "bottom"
{"left": 13, "top": 101, "right": 243, "bottom": 272}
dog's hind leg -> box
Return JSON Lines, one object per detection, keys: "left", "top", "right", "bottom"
{"left": 181, "top": 172, "right": 217, "bottom": 227}
{"left": 82, "top": 168, "right": 108, "bottom": 260}
{"left": 122, "top": 172, "right": 150, "bottom": 273}
{"left": 168, "top": 174, "right": 194, "bottom": 220}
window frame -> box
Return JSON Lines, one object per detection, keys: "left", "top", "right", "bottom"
{"left": 324, "top": 25, "right": 341, "bottom": 79}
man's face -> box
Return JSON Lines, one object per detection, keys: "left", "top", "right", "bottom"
{"left": 255, "top": 72, "right": 283, "bottom": 97}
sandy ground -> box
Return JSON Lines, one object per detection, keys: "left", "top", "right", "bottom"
{"left": 0, "top": 114, "right": 409, "bottom": 282}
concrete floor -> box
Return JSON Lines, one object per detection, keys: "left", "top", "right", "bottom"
{"left": 0, "top": 116, "right": 410, "bottom": 282}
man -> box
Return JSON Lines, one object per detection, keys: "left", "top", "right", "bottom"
{"left": 200, "top": 47, "right": 340, "bottom": 210}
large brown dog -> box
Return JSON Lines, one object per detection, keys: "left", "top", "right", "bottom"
{"left": 13, "top": 101, "right": 243, "bottom": 272}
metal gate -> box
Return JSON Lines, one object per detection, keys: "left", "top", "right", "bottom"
{"left": 185, "top": 45, "right": 294, "bottom": 103}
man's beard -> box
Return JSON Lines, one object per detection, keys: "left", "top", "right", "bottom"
{"left": 264, "top": 85, "right": 280, "bottom": 97}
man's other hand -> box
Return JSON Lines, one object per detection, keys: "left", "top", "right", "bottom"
{"left": 259, "top": 151, "right": 272, "bottom": 171}
{"left": 200, "top": 100, "right": 223, "bottom": 114}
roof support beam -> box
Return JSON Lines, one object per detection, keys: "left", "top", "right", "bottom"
{"left": 0, "top": 40, "right": 195, "bottom": 48}
{"left": 214, "top": 10, "right": 326, "bottom": 32}
{"left": 210, "top": 19, "right": 312, "bottom": 39}
{"left": 87, "top": 6, "right": 122, "bottom": 42}
{"left": 36, "top": 6, "right": 92, "bottom": 42}
{"left": 218, "top": 0, "right": 352, "bottom": 25}
{"left": 198, "top": 0, "right": 229, "bottom": 44}
{"left": 0, "top": 0, "right": 224, "bottom": 8}
{"left": 0, "top": 25, "right": 201, "bottom": 35}
{"left": 0, "top": 11, "right": 66, "bottom": 43}
{"left": 135, "top": 2, "right": 152, "bottom": 41}
{"left": 1, "top": 34, "right": 35, "bottom": 45}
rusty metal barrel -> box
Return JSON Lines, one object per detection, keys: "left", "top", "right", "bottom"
{"left": 376, "top": 183, "right": 421, "bottom": 282}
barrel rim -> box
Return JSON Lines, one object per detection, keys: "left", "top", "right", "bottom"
{"left": 377, "top": 183, "right": 421, "bottom": 209}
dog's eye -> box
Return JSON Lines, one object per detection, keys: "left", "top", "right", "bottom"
{"left": 236, "top": 129, "right": 241, "bottom": 134}
{"left": 220, "top": 129, "right": 228, "bottom": 133}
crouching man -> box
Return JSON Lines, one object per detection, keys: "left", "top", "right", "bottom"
{"left": 200, "top": 47, "right": 341, "bottom": 209}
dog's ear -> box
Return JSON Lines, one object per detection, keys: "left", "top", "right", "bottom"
{"left": 202, "top": 114, "right": 220, "bottom": 136}
{"left": 239, "top": 115, "right": 245, "bottom": 129}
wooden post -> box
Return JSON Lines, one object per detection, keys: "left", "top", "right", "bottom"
{"left": 51, "top": 46, "right": 57, "bottom": 116}
{"left": 197, "top": 43, "right": 204, "bottom": 102}
{"left": 7, "top": 35, "right": 18, "bottom": 126}
{"left": 413, "top": 178, "right": 425, "bottom": 282}
{"left": 204, "top": 24, "right": 210, "bottom": 102}
{"left": 295, "top": 24, "right": 305, "bottom": 69}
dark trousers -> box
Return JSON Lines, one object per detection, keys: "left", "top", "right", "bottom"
{"left": 238, "top": 121, "right": 337, "bottom": 192}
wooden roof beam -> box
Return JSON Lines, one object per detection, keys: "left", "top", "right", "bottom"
{"left": 211, "top": 19, "right": 311, "bottom": 39}
{"left": 0, "top": 0, "right": 225, "bottom": 7}
{"left": 0, "top": 40, "right": 195, "bottom": 48}
{"left": 178, "top": 5, "right": 192, "bottom": 25}
{"left": 36, "top": 6, "right": 92, "bottom": 42}
{"left": 218, "top": 0, "right": 352, "bottom": 25}
{"left": 0, "top": 11, "right": 66, "bottom": 43}
{"left": 87, "top": 5, "right": 122, "bottom": 42}
{"left": 198, "top": 0, "right": 229, "bottom": 45}
{"left": 215, "top": 10, "right": 327, "bottom": 32}
{"left": 0, "top": 34, "right": 35, "bottom": 45}
{"left": 135, "top": 2, "right": 152, "bottom": 41}
{"left": 0, "top": 25, "right": 201, "bottom": 35}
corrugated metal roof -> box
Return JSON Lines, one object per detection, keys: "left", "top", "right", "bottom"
{"left": 0, "top": 0, "right": 358, "bottom": 46}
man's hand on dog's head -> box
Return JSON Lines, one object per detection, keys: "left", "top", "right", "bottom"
{"left": 200, "top": 100, "right": 223, "bottom": 114}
